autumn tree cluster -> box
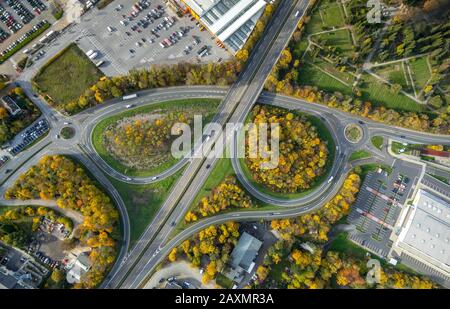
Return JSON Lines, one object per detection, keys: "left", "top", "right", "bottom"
{"left": 59, "top": 62, "right": 240, "bottom": 114}
{"left": 185, "top": 176, "right": 253, "bottom": 223}
{"left": 257, "top": 246, "right": 436, "bottom": 289}
{"left": 0, "top": 87, "right": 41, "bottom": 145}
{"left": 245, "top": 105, "right": 329, "bottom": 193}
{"left": 167, "top": 222, "right": 240, "bottom": 284}
{"left": 103, "top": 104, "right": 215, "bottom": 171}
{"left": 5, "top": 155, "right": 120, "bottom": 288}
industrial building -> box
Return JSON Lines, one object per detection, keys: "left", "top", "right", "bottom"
{"left": 391, "top": 189, "right": 450, "bottom": 286}
{"left": 171, "top": 0, "right": 268, "bottom": 53}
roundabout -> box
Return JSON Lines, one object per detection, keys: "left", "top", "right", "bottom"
{"left": 344, "top": 123, "right": 364, "bottom": 144}
{"left": 60, "top": 126, "right": 75, "bottom": 139}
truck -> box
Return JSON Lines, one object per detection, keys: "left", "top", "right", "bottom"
{"left": 123, "top": 94, "right": 138, "bottom": 100}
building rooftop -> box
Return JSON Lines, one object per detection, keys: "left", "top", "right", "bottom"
{"left": 398, "top": 189, "right": 450, "bottom": 267}
{"left": 230, "top": 232, "right": 262, "bottom": 272}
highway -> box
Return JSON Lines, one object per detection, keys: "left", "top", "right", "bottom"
{"left": 104, "top": 0, "right": 310, "bottom": 289}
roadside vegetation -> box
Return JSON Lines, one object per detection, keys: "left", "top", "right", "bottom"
{"left": 32, "top": 43, "right": 104, "bottom": 109}
{"left": 0, "top": 86, "right": 41, "bottom": 145}
{"left": 93, "top": 99, "right": 220, "bottom": 177}
{"left": 371, "top": 136, "right": 384, "bottom": 150}
{"left": 349, "top": 150, "right": 372, "bottom": 161}
{"left": 265, "top": 0, "right": 449, "bottom": 134}
{"left": 108, "top": 169, "right": 184, "bottom": 247}
{"left": 5, "top": 155, "right": 120, "bottom": 289}
{"left": 57, "top": 61, "right": 239, "bottom": 114}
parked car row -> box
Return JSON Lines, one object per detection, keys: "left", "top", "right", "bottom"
{"left": 8, "top": 119, "right": 49, "bottom": 155}
{"left": 35, "top": 251, "right": 61, "bottom": 269}
{"left": 0, "top": 19, "right": 48, "bottom": 57}
{"left": 0, "top": 3, "right": 23, "bottom": 33}
{"left": 0, "top": 155, "right": 9, "bottom": 168}
{"left": 0, "top": 26, "right": 9, "bottom": 43}
{"left": 26, "top": 0, "right": 46, "bottom": 15}
{"left": 159, "top": 26, "right": 186, "bottom": 48}
{"left": 6, "top": 0, "right": 35, "bottom": 24}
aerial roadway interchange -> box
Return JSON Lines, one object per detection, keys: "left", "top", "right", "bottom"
{"left": 0, "top": 0, "right": 449, "bottom": 291}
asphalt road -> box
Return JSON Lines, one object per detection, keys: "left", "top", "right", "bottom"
{"left": 104, "top": 0, "right": 308, "bottom": 289}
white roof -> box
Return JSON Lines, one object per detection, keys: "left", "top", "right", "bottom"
{"left": 183, "top": 0, "right": 215, "bottom": 15}
{"left": 398, "top": 190, "right": 450, "bottom": 267}
{"left": 217, "top": 1, "right": 266, "bottom": 41}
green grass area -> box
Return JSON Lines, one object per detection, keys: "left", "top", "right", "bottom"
{"left": 357, "top": 163, "right": 393, "bottom": 178}
{"left": 372, "top": 63, "right": 411, "bottom": 92}
{"left": 319, "top": 2, "right": 346, "bottom": 29}
{"left": 349, "top": 150, "right": 372, "bottom": 161}
{"left": 409, "top": 57, "right": 431, "bottom": 91}
{"left": 216, "top": 273, "right": 234, "bottom": 288}
{"left": 360, "top": 74, "right": 425, "bottom": 112}
{"left": 305, "top": 0, "right": 345, "bottom": 33}
{"left": 292, "top": 0, "right": 426, "bottom": 114}
{"left": 371, "top": 136, "right": 384, "bottom": 150}
{"left": 391, "top": 141, "right": 423, "bottom": 155}
{"left": 298, "top": 61, "right": 352, "bottom": 94}
{"left": 92, "top": 98, "right": 220, "bottom": 177}
{"left": 328, "top": 232, "right": 368, "bottom": 259}
{"left": 108, "top": 169, "right": 184, "bottom": 247}
{"left": 314, "top": 29, "right": 355, "bottom": 57}
{"left": 0, "top": 22, "right": 50, "bottom": 64}
{"left": 33, "top": 43, "right": 103, "bottom": 106}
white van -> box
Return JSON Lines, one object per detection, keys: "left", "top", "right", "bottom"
{"left": 107, "top": 26, "right": 114, "bottom": 32}
{"left": 89, "top": 52, "right": 98, "bottom": 59}
{"left": 86, "top": 49, "right": 94, "bottom": 57}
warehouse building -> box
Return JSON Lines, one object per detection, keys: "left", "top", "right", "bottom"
{"left": 174, "top": 0, "right": 268, "bottom": 53}
{"left": 391, "top": 189, "right": 450, "bottom": 286}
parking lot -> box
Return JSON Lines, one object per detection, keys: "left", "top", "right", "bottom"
{"left": 74, "top": 0, "right": 231, "bottom": 76}
{"left": 0, "top": 0, "right": 56, "bottom": 53}
{"left": 347, "top": 161, "right": 422, "bottom": 257}
{"left": 6, "top": 117, "right": 49, "bottom": 156}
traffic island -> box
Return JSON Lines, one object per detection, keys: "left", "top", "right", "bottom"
{"left": 60, "top": 126, "right": 75, "bottom": 139}
{"left": 344, "top": 124, "right": 363, "bottom": 144}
